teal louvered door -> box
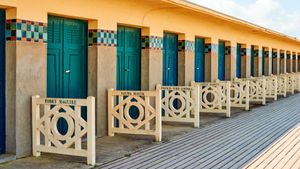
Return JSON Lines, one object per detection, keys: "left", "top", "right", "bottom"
{"left": 251, "top": 46, "right": 255, "bottom": 76}
{"left": 47, "top": 16, "right": 87, "bottom": 133}
{"left": 236, "top": 44, "right": 241, "bottom": 78}
{"left": 0, "top": 9, "right": 5, "bottom": 154}
{"left": 163, "top": 33, "right": 178, "bottom": 86}
{"left": 262, "top": 48, "right": 265, "bottom": 75}
{"left": 218, "top": 41, "right": 225, "bottom": 80}
{"left": 117, "top": 26, "right": 141, "bottom": 90}
{"left": 195, "top": 37, "right": 205, "bottom": 82}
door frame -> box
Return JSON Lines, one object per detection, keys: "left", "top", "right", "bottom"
{"left": 0, "top": 9, "right": 6, "bottom": 154}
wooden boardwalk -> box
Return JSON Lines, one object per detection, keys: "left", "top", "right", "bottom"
{"left": 100, "top": 94, "right": 300, "bottom": 169}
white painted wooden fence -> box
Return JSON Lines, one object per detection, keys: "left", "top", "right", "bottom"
{"left": 32, "top": 96, "right": 96, "bottom": 165}
{"left": 286, "top": 74, "right": 295, "bottom": 94}
{"left": 236, "top": 77, "right": 266, "bottom": 105}
{"left": 108, "top": 89, "right": 162, "bottom": 142}
{"left": 265, "top": 76, "right": 278, "bottom": 101}
{"left": 193, "top": 81, "right": 231, "bottom": 117}
{"left": 229, "top": 80, "right": 250, "bottom": 111}
{"left": 275, "top": 75, "right": 287, "bottom": 97}
{"left": 292, "top": 73, "right": 300, "bottom": 92}
{"left": 157, "top": 85, "right": 199, "bottom": 128}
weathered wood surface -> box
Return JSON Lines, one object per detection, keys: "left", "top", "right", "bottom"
{"left": 245, "top": 122, "right": 300, "bottom": 169}
{"left": 101, "top": 93, "right": 300, "bottom": 169}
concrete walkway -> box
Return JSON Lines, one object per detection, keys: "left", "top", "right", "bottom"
{"left": 101, "top": 94, "right": 300, "bottom": 169}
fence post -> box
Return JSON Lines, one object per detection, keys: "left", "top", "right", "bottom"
{"left": 193, "top": 84, "right": 200, "bottom": 128}
{"left": 155, "top": 85, "right": 162, "bottom": 142}
{"left": 108, "top": 88, "right": 114, "bottom": 137}
{"left": 32, "top": 95, "right": 41, "bottom": 157}
{"left": 87, "top": 96, "right": 96, "bottom": 165}
{"left": 262, "top": 77, "right": 266, "bottom": 105}
{"left": 245, "top": 80, "right": 250, "bottom": 111}
{"left": 226, "top": 81, "right": 231, "bottom": 118}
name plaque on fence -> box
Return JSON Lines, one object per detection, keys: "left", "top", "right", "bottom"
{"left": 120, "top": 92, "right": 145, "bottom": 96}
{"left": 160, "top": 87, "right": 193, "bottom": 91}
{"left": 44, "top": 99, "right": 77, "bottom": 105}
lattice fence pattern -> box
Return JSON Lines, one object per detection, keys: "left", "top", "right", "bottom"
{"left": 286, "top": 74, "right": 295, "bottom": 94}
{"left": 32, "top": 96, "right": 96, "bottom": 165}
{"left": 193, "top": 81, "right": 231, "bottom": 117}
{"left": 230, "top": 80, "right": 250, "bottom": 111}
{"left": 158, "top": 85, "right": 199, "bottom": 128}
{"left": 276, "top": 75, "right": 287, "bottom": 97}
{"left": 237, "top": 77, "right": 266, "bottom": 105}
{"left": 108, "top": 89, "right": 162, "bottom": 141}
{"left": 265, "top": 76, "right": 278, "bottom": 101}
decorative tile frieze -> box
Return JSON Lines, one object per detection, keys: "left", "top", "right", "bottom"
{"left": 88, "top": 29, "right": 117, "bottom": 47}
{"left": 141, "top": 36, "right": 163, "bottom": 50}
{"left": 272, "top": 52, "right": 277, "bottom": 58}
{"left": 241, "top": 48, "right": 247, "bottom": 56}
{"left": 225, "top": 46, "right": 231, "bottom": 55}
{"left": 205, "top": 44, "right": 211, "bottom": 54}
{"left": 178, "top": 40, "right": 195, "bottom": 52}
{"left": 280, "top": 53, "right": 285, "bottom": 58}
{"left": 263, "top": 50, "right": 269, "bottom": 57}
{"left": 6, "top": 19, "right": 47, "bottom": 43}
{"left": 254, "top": 49, "right": 259, "bottom": 57}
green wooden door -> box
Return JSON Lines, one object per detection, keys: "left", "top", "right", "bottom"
{"left": 218, "top": 41, "right": 225, "bottom": 80}
{"left": 163, "top": 33, "right": 178, "bottom": 86}
{"left": 0, "top": 9, "right": 5, "bottom": 154}
{"left": 117, "top": 26, "right": 141, "bottom": 90}
{"left": 195, "top": 37, "right": 205, "bottom": 82}
{"left": 47, "top": 16, "right": 87, "bottom": 133}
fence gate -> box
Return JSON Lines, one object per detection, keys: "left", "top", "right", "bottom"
{"left": 158, "top": 85, "right": 199, "bottom": 128}
{"left": 32, "top": 96, "right": 95, "bottom": 165}
{"left": 276, "top": 75, "right": 287, "bottom": 97}
{"left": 108, "top": 89, "right": 162, "bottom": 141}
{"left": 193, "top": 81, "right": 231, "bottom": 117}
{"left": 230, "top": 80, "right": 250, "bottom": 111}
{"left": 265, "top": 76, "right": 278, "bottom": 101}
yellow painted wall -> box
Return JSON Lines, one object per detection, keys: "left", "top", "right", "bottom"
{"left": 0, "top": 0, "right": 300, "bottom": 52}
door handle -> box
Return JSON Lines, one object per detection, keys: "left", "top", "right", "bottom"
{"left": 64, "top": 70, "right": 71, "bottom": 74}
{"left": 168, "top": 68, "right": 171, "bottom": 70}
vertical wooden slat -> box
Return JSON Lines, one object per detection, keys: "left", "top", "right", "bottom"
{"left": 75, "top": 105, "right": 81, "bottom": 150}
{"left": 145, "top": 96, "right": 150, "bottom": 130}
{"left": 32, "top": 95, "right": 41, "bottom": 157}
{"left": 156, "top": 88, "right": 162, "bottom": 142}
{"left": 87, "top": 96, "right": 96, "bottom": 165}
{"left": 118, "top": 95, "right": 124, "bottom": 129}
{"left": 108, "top": 88, "right": 114, "bottom": 137}
{"left": 44, "top": 104, "right": 51, "bottom": 147}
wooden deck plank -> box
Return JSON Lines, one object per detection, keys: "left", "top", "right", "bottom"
{"left": 101, "top": 94, "right": 300, "bottom": 169}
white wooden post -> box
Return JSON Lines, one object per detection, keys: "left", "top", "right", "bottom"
{"left": 32, "top": 95, "right": 41, "bottom": 157}
{"left": 87, "top": 96, "right": 96, "bottom": 165}
{"left": 155, "top": 86, "right": 162, "bottom": 142}
{"left": 226, "top": 81, "right": 231, "bottom": 118}
{"left": 107, "top": 88, "right": 114, "bottom": 137}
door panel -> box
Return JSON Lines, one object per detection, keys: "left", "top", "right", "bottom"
{"left": 0, "top": 9, "right": 5, "bottom": 154}
{"left": 47, "top": 16, "right": 87, "bottom": 134}
{"left": 117, "top": 26, "right": 141, "bottom": 90}
{"left": 251, "top": 46, "right": 255, "bottom": 76}
{"left": 195, "top": 38, "right": 205, "bottom": 82}
{"left": 218, "top": 41, "right": 225, "bottom": 80}
{"left": 262, "top": 49, "right": 265, "bottom": 76}
{"left": 163, "top": 33, "right": 178, "bottom": 86}
{"left": 236, "top": 44, "right": 241, "bottom": 78}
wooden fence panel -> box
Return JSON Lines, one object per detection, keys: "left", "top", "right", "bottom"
{"left": 108, "top": 89, "right": 162, "bottom": 142}
{"left": 32, "top": 96, "right": 96, "bottom": 165}
{"left": 265, "top": 76, "right": 278, "bottom": 101}
{"left": 193, "top": 81, "right": 231, "bottom": 117}
{"left": 276, "top": 75, "right": 287, "bottom": 97}
{"left": 157, "top": 85, "right": 199, "bottom": 128}
{"left": 229, "top": 80, "right": 250, "bottom": 111}
{"left": 286, "top": 74, "right": 295, "bottom": 94}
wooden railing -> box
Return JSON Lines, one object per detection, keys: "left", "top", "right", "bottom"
{"left": 193, "top": 81, "right": 231, "bottom": 117}
{"left": 157, "top": 85, "right": 199, "bottom": 128}
{"left": 237, "top": 77, "right": 266, "bottom": 105}
{"left": 265, "top": 76, "right": 278, "bottom": 101}
{"left": 108, "top": 89, "right": 162, "bottom": 142}
{"left": 229, "top": 80, "right": 250, "bottom": 111}
{"left": 32, "top": 96, "right": 96, "bottom": 165}
{"left": 275, "top": 74, "right": 287, "bottom": 97}
{"left": 286, "top": 73, "right": 295, "bottom": 94}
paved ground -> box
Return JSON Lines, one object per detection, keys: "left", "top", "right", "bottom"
{"left": 100, "top": 94, "right": 300, "bottom": 169}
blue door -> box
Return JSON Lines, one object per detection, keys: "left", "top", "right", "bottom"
{"left": 251, "top": 46, "right": 255, "bottom": 76}
{"left": 262, "top": 48, "right": 265, "bottom": 76}
{"left": 163, "top": 33, "right": 178, "bottom": 86}
{"left": 0, "top": 9, "right": 5, "bottom": 154}
{"left": 218, "top": 41, "right": 225, "bottom": 80}
{"left": 117, "top": 26, "right": 141, "bottom": 90}
{"left": 195, "top": 37, "right": 205, "bottom": 82}
{"left": 236, "top": 44, "right": 241, "bottom": 78}
{"left": 47, "top": 16, "right": 88, "bottom": 134}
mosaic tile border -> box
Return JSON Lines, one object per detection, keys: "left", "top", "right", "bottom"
{"left": 241, "top": 48, "right": 247, "bottom": 56}
{"left": 141, "top": 36, "right": 163, "bottom": 50}
{"left": 205, "top": 44, "right": 211, "bottom": 54}
{"left": 6, "top": 19, "right": 47, "bottom": 43}
{"left": 178, "top": 40, "right": 195, "bottom": 52}
{"left": 254, "top": 49, "right": 259, "bottom": 57}
{"left": 88, "top": 29, "right": 117, "bottom": 47}
{"left": 272, "top": 52, "right": 278, "bottom": 58}
{"left": 225, "top": 46, "right": 231, "bottom": 55}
